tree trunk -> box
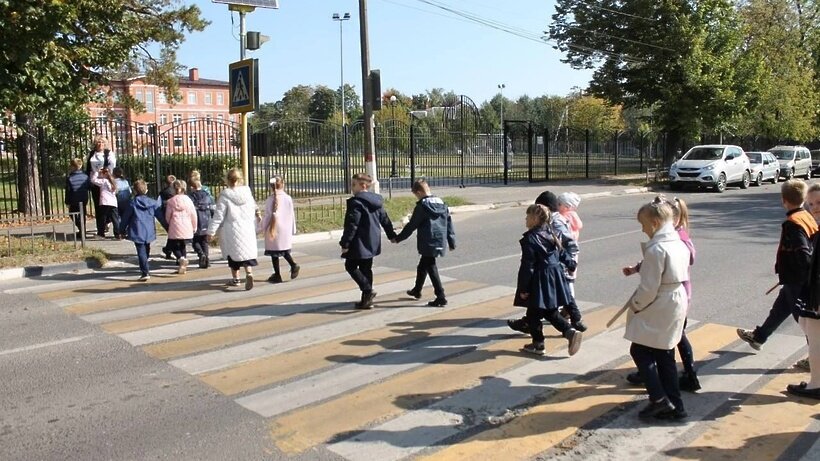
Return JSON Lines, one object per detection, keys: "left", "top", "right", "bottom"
{"left": 15, "top": 112, "right": 43, "bottom": 216}
{"left": 663, "top": 129, "right": 682, "bottom": 167}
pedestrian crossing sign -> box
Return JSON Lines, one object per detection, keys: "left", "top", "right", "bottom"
{"left": 229, "top": 58, "right": 259, "bottom": 114}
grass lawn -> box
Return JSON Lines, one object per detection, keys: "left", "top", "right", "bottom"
{"left": 0, "top": 235, "right": 108, "bottom": 269}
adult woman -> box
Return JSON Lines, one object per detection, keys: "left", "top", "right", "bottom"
{"left": 206, "top": 169, "right": 259, "bottom": 290}
{"left": 86, "top": 137, "right": 117, "bottom": 236}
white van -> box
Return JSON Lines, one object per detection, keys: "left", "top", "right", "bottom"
{"left": 768, "top": 145, "right": 812, "bottom": 180}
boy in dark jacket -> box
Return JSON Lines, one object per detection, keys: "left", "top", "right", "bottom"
{"left": 340, "top": 173, "right": 397, "bottom": 309}
{"left": 188, "top": 179, "right": 214, "bottom": 268}
{"left": 738, "top": 179, "right": 818, "bottom": 350}
{"left": 393, "top": 179, "right": 456, "bottom": 307}
{"left": 65, "top": 158, "right": 90, "bottom": 238}
{"left": 119, "top": 180, "right": 161, "bottom": 281}
{"left": 157, "top": 174, "right": 176, "bottom": 259}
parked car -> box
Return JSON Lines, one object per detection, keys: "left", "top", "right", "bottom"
{"left": 768, "top": 145, "right": 812, "bottom": 180}
{"left": 811, "top": 149, "right": 820, "bottom": 177}
{"left": 746, "top": 151, "right": 779, "bottom": 186}
{"left": 668, "top": 144, "right": 751, "bottom": 193}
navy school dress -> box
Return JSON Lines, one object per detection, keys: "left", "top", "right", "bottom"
{"left": 513, "top": 226, "right": 573, "bottom": 310}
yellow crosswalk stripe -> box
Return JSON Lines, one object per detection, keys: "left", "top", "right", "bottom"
{"left": 134, "top": 270, "right": 417, "bottom": 356}
{"left": 201, "top": 281, "right": 498, "bottom": 395}
{"left": 416, "top": 323, "right": 741, "bottom": 461}
{"left": 268, "top": 305, "right": 620, "bottom": 454}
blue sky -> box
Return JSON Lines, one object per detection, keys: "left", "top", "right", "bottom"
{"left": 177, "top": 0, "right": 593, "bottom": 105}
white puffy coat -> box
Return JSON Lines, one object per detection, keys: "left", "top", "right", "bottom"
{"left": 207, "top": 185, "right": 258, "bottom": 262}
{"left": 624, "top": 223, "right": 690, "bottom": 350}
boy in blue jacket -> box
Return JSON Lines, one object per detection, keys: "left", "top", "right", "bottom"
{"left": 340, "top": 173, "right": 397, "bottom": 309}
{"left": 119, "top": 180, "right": 161, "bottom": 281}
{"left": 65, "top": 158, "right": 90, "bottom": 239}
{"left": 393, "top": 179, "right": 456, "bottom": 307}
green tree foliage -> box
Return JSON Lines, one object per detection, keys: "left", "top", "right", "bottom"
{"left": 309, "top": 85, "right": 336, "bottom": 121}
{"left": 549, "top": 1, "right": 753, "bottom": 162}
{"left": 568, "top": 95, "right": 624, "bottom": 135}
{"left": 336, "top": 83, "right": 361, "bottom": 122}
{"left": 0, "top": 0, "right": 207, "bottom": 214}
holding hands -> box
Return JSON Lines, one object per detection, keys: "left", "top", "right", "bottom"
{"left": 622, "top": 264, "right": 639, "bottom": 276}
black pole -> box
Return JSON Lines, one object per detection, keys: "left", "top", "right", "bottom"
{"left": 545, "top": 127, "right": 550, "bottom": 182}
{"left": 614, "top": 131, "right": 619, "bottom": 176}
{"left": 459, "top": 95, "right": 465, "bottom": 188}
{"left": 585, "top": 129, "right": 590, "bottom": 179}
{"left": 527, "top": 122, "right": 533, "bottom": 183}
{"left": 343, "top": 124, "right": 351, "bottom": 193}
{"left": 409, "top": 121, "right": 416, "bottom": 184}
{"left": 503, "top": 121, "right": 509, "bottom": 185}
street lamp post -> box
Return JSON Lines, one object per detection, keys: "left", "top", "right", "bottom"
{"left": 389, "top": 95, "right": 397, "bottom": 178}
{"left": 332, "top": 12, "right": 351, "bottom": 189}
{"left": 498, "top": 83, "right": 505, "bottom": 130}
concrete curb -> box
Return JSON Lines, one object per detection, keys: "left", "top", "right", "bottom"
{"left": 1, "top": 186, "right": 654, "bottom": 281}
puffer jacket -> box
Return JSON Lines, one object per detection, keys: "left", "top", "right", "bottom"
{"left": 339, "top": 191, "right": 396, "bottom": 259}
{"left": 207, "top": 185, "right": 258, "bottom": 262}
{"left": 394, "top": 195, "right": 455, "bottom": 257}
{"left": 119, "top": 195, "right": 160, "bottom": 244}
{"left": 65, "top": 170, "right": 90, "bottom": 205}
{"left": 189, "top": 189, "right": 214, "bottom": 236}
{"left": 165, "top": 194, "right": 197, "bottom": 240}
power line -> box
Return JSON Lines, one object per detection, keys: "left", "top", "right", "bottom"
{"left": 582, "top": 2, "right": 656, "bottom": 21}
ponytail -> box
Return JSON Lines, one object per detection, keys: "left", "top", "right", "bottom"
{"left": 266, "top": 176, "right": 284, "bottom": 240}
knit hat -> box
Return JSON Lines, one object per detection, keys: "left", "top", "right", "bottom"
{"left": 535, "top": 190, "right": 558, "bottom": 211}
{"left": 557, "top": 192, "right": 581, "bottom": 209}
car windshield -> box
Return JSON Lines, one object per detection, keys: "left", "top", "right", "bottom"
{"left": 812, "top": 151, "right": 820, "bottom": 161}
{"left": 747, "top": 153, "right": 762, "bottom": 163}
{"left": 683, "top": 147, "right": 723, "bottom": 161}
{"left": 770, "top": 150, "right": 795, "bottom": 160}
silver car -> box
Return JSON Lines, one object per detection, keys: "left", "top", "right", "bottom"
{"left": 769, "top": 145, "right": 812, "bottom": 180}
{"left": 668, "top": 144, "right": 752, "bottom": 192}
{"left": 747, "top": 151, "right": 779, "bottom": 186}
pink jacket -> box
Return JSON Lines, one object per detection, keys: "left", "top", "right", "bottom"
{"left": 561, "top": 210, "right": 583, "bottom": 242}
{"left": 258, "top": 191, "right": 296, "bottom": 251}
{"left": 90, "top": 172, "right": 118, "bottom": 207}
{"left": 165, "top": 194, "right": 197, "bottom": 239}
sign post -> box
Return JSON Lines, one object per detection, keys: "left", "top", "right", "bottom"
{"left": 229, "top": 59, "right": 259, "bottom": 186}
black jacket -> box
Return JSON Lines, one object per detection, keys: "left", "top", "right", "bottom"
{"left": 339, "top": 191, "right": 396, "bottom": 259}
{"left": 189, "top": 189, "right": 214, "bottom": 236}
{"left": 775, "top": 208, "right": 817, "bottom": 285}
{"left": 64, "top": 170, "right": 90, "bottom": 205}
{"left": 394, "top": 195, "right": 456, "bottom": 257}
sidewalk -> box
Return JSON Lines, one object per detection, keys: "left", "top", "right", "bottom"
{"left": 1, "top": 176, "right": 656, "bottom": 280}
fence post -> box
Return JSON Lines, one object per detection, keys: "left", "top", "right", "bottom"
{"left": 409, "top": 122, "right": 416, "bottom": 185}
{"left": 585, "top": 129, "right": 590, "bottom": 179}
{"left": 459, "top": 95, "right": 465, "bottom": 188}
{"left": 153, "top": 127, "right": 162, "bottom": 197}
{"left": 639, "top": 134, "right": 644, "bottom": 173}
{"left": 527, "top": 123, "right": 533, "bottom": 183}
{"left": 343, "top": 124, "right": 351, "bottom": 194}
{"left": 37, "top": 125, "right": 51, "bottom": 216}
{"left": 503, "top": 122, "right": 509, "bottom": 185}
{"left": 545, "top": 127, "right": 550, "bottom": 182}
{"left": 614, "top": 131, "right": 619, "bottom": 176}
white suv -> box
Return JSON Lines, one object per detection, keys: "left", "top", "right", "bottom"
{"left": 768, "top": 145, "right": 812, "bottom": 180}
{"left": 668, "top": 144, "right": 752, "bottom": 193}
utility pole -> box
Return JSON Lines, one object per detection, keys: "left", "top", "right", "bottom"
{"left": 358, "top": 0, "right": 379, "bottom": 192}
{"left": 233, "top": 4, "right": 254, "bottom": 186}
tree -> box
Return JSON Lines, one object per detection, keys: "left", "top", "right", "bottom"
{"left": 549, "top": 1, "right": 755, "bottom": 164}
{"left": 279, "top": 85, "right": 313, "bottom": 120}
{"left": 309, "top": 85, "right": 336, "bottom": 121}
{"left": 567, "top": 96, "right": 624, "bottom": 135}
{"left": 0, "top": 0, "right": 207, "bottom": 214}
{"left": 336, "top": 83, "right": 361, "bottom": 122}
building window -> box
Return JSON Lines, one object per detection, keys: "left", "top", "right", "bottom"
{"left": 207, "top": 136, "right": 214, "bottom": 147}
{"left": 112, "top": 91, "right": 122, "bottom": 103}
{"left": 218, "top": 134, "right": 225, "bottom": 146}
{"left": 157, "top": 92, "right": 167, "bottom": 104}
{"left": 188, "top": 134, "right": 198, "bottom": 148}
{"left": 135, "top": 90, "right": 144, "bottom": 103}
{"left": 206, "top": 114, "right": 212, "bottom": 123}
{"left": 204, "top": 93, "right": 212, "bottom": 105}
{"left": 188, "top": 115, "right": 197, "bottom": 122}
{"left": 161, "top": 135, "right": 169, "bottom": 148}
{"left": 145, "top": 91, "right": 154, "bottom": 113}
{"left": 159, "top": 114, "right": 168, "bottom": 124}
{"left": 187, "top": 91, "right": 197, "bottom": 105}
{"left": 217, "top": 93, "right": 224, "bottom": 105}
{"left": 217, "top": 114, "right": 224, "bottom": 121}
{"left": 172, "top": 113, "right": 182, "bottom": 123}
{"left": 173, "top": 135, "right": 183, "bottom": 148}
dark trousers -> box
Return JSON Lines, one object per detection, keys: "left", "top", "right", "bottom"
{"left": 630, "top": 343, "right": 684, "bottom": 411}
{"left": 89, "top": 184, "right": 100, "bottom": 217}
{"left": 345, "top": 258, "right": 373, "bottom": 294}
{"left": 97, "top": 205, "right": 119, "bottom": 236}
{"left": 271, "top": 252, "right": 296, "bottom": 276}
{"left": 753, "top": 283, "right": 801, "bottom": 344}
{"left": 166, "top": 239, "right": 188, "bottom": 260}
{"left": 526, "top": 306, "right": 573, "bottom": 344}
{"left": 678, "top": 319, "right": 695, "bottom": 374}
{"left": 414, "top": 255, "right": 445, "bottom": 299}
{"left": 192, "top": 235, "right": 209, "bottom": 258}
{"left": 68, "top": 202, "right": 86, "bottom": 234}
{"left": 134, "top": 242, "right": 150, "bottom": 276}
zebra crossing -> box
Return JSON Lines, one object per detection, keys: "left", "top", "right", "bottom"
{"left": 11, "top": 253, "right": 819, "bottom": 460}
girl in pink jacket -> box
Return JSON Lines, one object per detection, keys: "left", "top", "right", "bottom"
{"left": 259, "top": 176, "right": 299, "bottom": 283}
{"left": 165, "top": 179, "right": 197, "bottom": 274}
{"left": 89, "top": 168, "right": 119, "bottom": 238}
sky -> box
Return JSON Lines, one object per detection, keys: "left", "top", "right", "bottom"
{"left": 176, "top": 0, "right": 594, "bottom": 106}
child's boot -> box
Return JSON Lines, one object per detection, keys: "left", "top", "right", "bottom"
{"left": 507, "top": 317, "right": 530, "bottom": 334}
{"left": 679, "top": 371, "right": 701, "bottom": 392}
{"left": 564, "top": 328, "right": 583, "bottom": 356}
{"left": 521, "top": 342, "right": 545, "bottom": 356}
{"left": 267, "top": 273, "right": 283, "bottom": 283}
{"left": 290, "top": 264, "right": 300, "bottom": 280}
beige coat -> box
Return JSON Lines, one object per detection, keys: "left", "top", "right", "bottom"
{"left": 624, "top": 223, "right": 690, "bottom": 350}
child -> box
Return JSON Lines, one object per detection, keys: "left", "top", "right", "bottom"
{"left": 339, "top": 173, "right": 397, "bottom": 309}
{"left": 112, "top": 167, "right": 131, "bottom": 239}
{"left": 624, "top": 196, "right": 690, "bottom": 420}
{"left": 515, "top": 204, "right": 583, "bottom": 356}
{"left": 89, "top": 167, "right": 119, "bottom": 238}
{"left": 165, "top": 179, "right": 197, "bottom": 274}
{"left": 737, "top": 180, "right": 818, "bottom": 351}
{"left": 188, "top": 179, "right": 214, "bottom": 269}
{"left": 260, "top": 176, "right": 300, "bottom": 283}
{"left": 392, "top": 179, "right": 456, "bottom": 307}
{"left": 64, "top": 158, "right": 89, "bottom": 239}
{"left": 624, "top": 197, "right": 700, "bottom": 392}
{"left": 188, "top": 169, "right": 212, "bottom": 197}
{"left": 557, "top": 191, "right": 587, "bottom": 330}
{"left": 119, "top": 180, "right": 160, "bottom": 281}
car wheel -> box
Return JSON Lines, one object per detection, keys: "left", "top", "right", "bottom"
{"left": 740, "top": 171, "right": 751, "bottom": 189}
{"left": 787, "top": 169, "right": 794, "bottom": 180}
{"left": 754, "top": 172, "right": 762, "bottom": 186}
{"left": 805, "top": 169, "right": 811, "bottom": 180}
{"left": 772, "top": 172, "right": 778, "bottom": 184}
{"left": 669, "top": 182, "right": 681, "bottom": 191}
{"left": 715, "top": 173, "right": 727, "bottom": 193}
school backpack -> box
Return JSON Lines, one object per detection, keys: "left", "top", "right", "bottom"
{"left": 189, "top": 189, "right": 214, "bottom": 235}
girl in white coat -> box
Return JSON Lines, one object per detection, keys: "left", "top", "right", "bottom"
{"left": 626, "top": 196, "right": 690, "bottom": 421}
{"left": 259, "top": 176, "right": 299, "bottom": 283}
{"left": 206, "top": 168, "right": 259, "bottom": 290}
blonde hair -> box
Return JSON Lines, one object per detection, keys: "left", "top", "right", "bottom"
{"left": 351, "top": 173, "right": 372, "bottom": 188}
{"left": 70, "top": 158, "right": 83, "bottom": 171}
{"left": 134, "top": 180, "right": 148, "bottom": 195}
{"left": 173, "top": 179, "right": 187, "bottom": 195}
{"left": 227, "top": 168, "right": 244, "bottom": 187}
{"left": 267, "top": 176, "right": 285, "bottom": 240}
{"left": 672, "top": 197, "right": 690, "bottom": 231}
{"left": 189, "top": 179, "right": 202, "bottom": 190}
{"left": 411, "top": 178, "right": 431, "bottom": 196}
{"left": 782, "top": 179, "right": 808, "bottom": 206}
{"left": 100, "top": 168, "right": 117, "bottom": 192}
{"left": 189, "top": 169, "right": 201, "bottom": 182}
{"left": 638, "top": 195, "right": 674, "bottom": 227}
{"left": 526, "top": 204, "right": 561, "bottom": 250}
{"left": 809, "top": 183, "right": 820, "bottom": 194}
{"left": 93, "top": 136, "right": 107, "bottom": 148}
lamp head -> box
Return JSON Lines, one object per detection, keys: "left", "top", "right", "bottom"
{"left": 332, "top": 13, "right": 339, "bottom": 19}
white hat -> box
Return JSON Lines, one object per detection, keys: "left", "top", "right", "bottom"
{"left": 557, "top": 192, "right": 581, "bottom": 209}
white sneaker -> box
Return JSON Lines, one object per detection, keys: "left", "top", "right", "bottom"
{"left": 178, "top": 258, "right": 188, "bottom": 275}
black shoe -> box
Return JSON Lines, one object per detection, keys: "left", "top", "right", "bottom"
{"left": 521, "top": 342, "right": 545, "bottom": 356}
{"left": 679, "top": 371, "right": 701, "bottom": 393}
{"left": 163, "top": 250, "right": 173, "bottom": 260}
{"left": 203, "top": 255, "right": 210, "bottom": 268}
{"left": 626, "top": 371, "right": 645, "bottom": 385}
{"left": 267, "top": 273, "right": 283, "bottom": 283}
{"left": 427, "top": 298, "right": 447, "bottom": 307}
{"left": 357, "top": 291, "right": 376, "bottom": 310}
{"left": 198, "top": 255, "right": 207, "bottom": 269}
{"left": 655, "top": 407, "right": 688, "bottom": 420}
{"left": 406, "top": 289, "right": 422, "bottom": 300}
{"left": 571, "top": 320, "right": 588, "bottom": 332}
{"left": 507, "top": 318, "right": 530, "bottom": 334}
{"left": 638, "top": 398, "right": 675, "bottom": 418}
{"left": 290, "top": 264, "right": 300, "bottom": 280}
